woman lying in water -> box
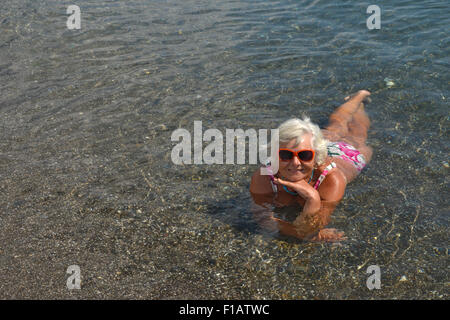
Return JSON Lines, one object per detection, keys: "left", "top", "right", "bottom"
{"left": 250, "top": 90, "right": 373, "bottom": 242}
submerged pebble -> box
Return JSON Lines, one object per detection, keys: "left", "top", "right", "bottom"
{"left": 384, "top": 77, "right": 395, "bottom": 88}
{"left": 153, "top": 124, "right": 168, "bottom": 131}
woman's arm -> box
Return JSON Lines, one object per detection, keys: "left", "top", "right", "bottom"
{"left": 250, "top": 194, "right": 344, "bottom": 241}
{"left": 249, "top": 193, "right": 315, "bottom": 238}
{"left": 293, "top": 199, "right": 346, "bottom": 241}
{"left": 250, "top": 168, "right": 348, "bottom": 241}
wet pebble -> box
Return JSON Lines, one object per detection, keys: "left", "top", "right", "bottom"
{"left": 384, "top": 77, "right": 395, "bottom": 88}
{"left": 154, "top": 124, "right": 168, "bottom": 131}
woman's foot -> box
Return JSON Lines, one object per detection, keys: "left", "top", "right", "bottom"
{"left": 344, "top": 90, "right": 372, "bottom": 104}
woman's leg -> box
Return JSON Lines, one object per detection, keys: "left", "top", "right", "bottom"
{"left": 325, "top": 90, "right": 371, "bottom": 138}
{"left": 323, "top": 90, "right": 373, "bottom": 169}
{"left": 346, "top": 102, "right": 370, "bottom": 145}
{"left": 343, "top": 100, "right": 373, "bottom": 163}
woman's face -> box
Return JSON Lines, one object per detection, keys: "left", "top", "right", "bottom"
{"left": 278, "top": 133, "right": 316, "bottom": 182}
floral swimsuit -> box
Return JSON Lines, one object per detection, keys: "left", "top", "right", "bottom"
{"left": 326, "top": 141, "right": 366, "bottom": 172}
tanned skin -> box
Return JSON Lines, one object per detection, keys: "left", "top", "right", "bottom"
{"left": 250, "top": 90, "right": 373, "bottom": 242}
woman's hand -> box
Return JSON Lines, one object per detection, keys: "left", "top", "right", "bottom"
{"left": 273, "top": 177, "right": 316, "bottom": 200}
{"left": 310, "top": 228, "right": 347, "bottom": 242}
{"left": 274, "top": 176, "right": 321, "bottom": 216}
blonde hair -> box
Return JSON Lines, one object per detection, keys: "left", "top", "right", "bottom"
{"left": 277, "top": 116, "right": 329, "bottom": 165}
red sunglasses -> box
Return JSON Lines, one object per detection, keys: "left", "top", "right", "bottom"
{"left": 279, "top": 148, "right": 315, "bottom": 162}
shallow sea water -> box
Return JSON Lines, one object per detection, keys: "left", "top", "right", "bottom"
{"left": 0, "top": 0, "right": 448, "bottom": 299}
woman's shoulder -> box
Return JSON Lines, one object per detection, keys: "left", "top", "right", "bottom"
{"left": 250, "top": 167, "right": 275, "bottom": 194}
{"left": 315, "top": 158, "right": 347, "bottom": 202}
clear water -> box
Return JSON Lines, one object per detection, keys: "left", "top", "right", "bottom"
{"left": 0, "top": 0, "right": 448, "bottom": 299}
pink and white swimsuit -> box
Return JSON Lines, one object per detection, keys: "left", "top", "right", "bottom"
{"left": 326, "top": 141, "right": 366, "bottom": 172}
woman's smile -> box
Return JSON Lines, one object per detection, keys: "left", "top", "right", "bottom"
{"left": 285, "top": 166, "right": 309, "bottom": 180}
